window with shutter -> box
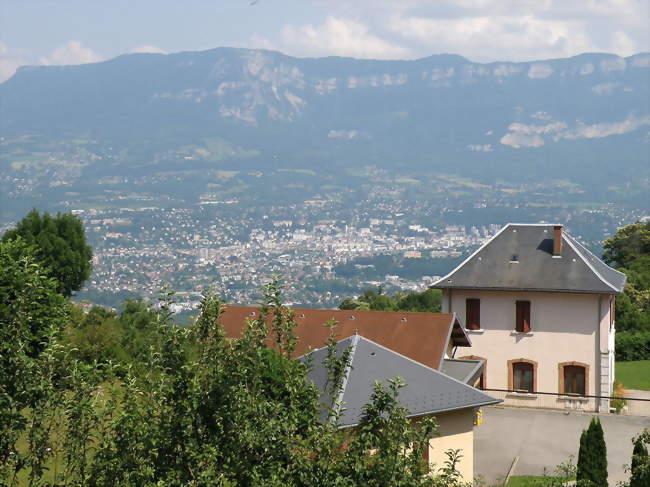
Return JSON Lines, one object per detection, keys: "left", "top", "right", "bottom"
{"left": 515, "top": 300, "right": 531, "bottom": 332}
{"left": 466, "top": 298, "right": 480, "bottom": 330}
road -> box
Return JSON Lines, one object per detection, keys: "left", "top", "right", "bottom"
{"left": 474, "top": 406, "right": 650, "bottom": 486}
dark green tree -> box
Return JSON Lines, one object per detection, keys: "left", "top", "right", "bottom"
{"left": 339, "top": 287, "right": 442, "bottom": 313}
{"left": 2, "top": 209, "right": 93, "bottom": 297}
{"left": 630, "top": 430, "right": 649, "bottom": 487}
{"left": 577, "top": 418, "right": 608, "bottom": 487}
{"left": 603, "top": 222, "right": 650, "bottom": 335}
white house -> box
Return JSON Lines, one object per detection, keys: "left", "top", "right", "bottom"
{"left": 431, "top": 223, "right": 626, "bottom": 412}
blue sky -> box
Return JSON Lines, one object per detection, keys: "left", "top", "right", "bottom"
{"left": 1, "top": 0, "right": 648, "bottom": 81}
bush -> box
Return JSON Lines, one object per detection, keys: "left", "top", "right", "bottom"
{"left": 616, "top": 331, "right": 650, "bottom": 361}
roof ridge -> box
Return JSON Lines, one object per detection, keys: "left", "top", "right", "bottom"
{"left": 431, "top": 223, "right": 510, "bottom": 286}
{"left": 562, "top": 233, "right": 620, "bottom": 293}
{"left": 331, "top": 334, "right": 358, "bottom": 421}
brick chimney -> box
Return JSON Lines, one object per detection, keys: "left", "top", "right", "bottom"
{"left": 553, "top": 225, "right": 563, "bottom": 257}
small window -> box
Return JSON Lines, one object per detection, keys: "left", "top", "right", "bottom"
{"left": 466, "top": 298, "right": 481, "bottom": 330}
{"left": 515, "top": 301, "right": 531, "bottom": 333}
{"left": 512, "top": 362, "right": 534, "bottom": 393}
{"left": 563, "top": 365, "right": 586, "bottom": 395}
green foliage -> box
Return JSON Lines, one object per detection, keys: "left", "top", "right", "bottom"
{"left": 339, "top": 287, "right": 442, "bottom": 313}
{"left": 502, "top": 458, "right": 577, "bottom": 486}
{"left": 603, "top": 222, "right": 650, "bottom": 335}
{"left": 576, "top": 418, "right": 608, "bottom": 487}
{"left": 62, "top": 299, "right": 163, "bottom": 370}
{"left": 615, "top": 330, "right": 650, "bottom": 362}
{"left": 2, "top": 209, "right": 93, "bottom": 297}
{"left": 0, "top": 238, "right": 72, "bottom": 482}
{"left": 3, "top": 279, "right": 468, "bottom": 486}
{"left": 629, "top": 429, "right": 649, "bottom": 487}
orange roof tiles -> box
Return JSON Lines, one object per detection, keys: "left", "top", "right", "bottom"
{"left": 218, "top": 306, "right": 469, "bottom": 370}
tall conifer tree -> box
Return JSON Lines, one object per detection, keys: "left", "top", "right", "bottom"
{"left": 577, "top": 418, "right": 608, "bottom": 487}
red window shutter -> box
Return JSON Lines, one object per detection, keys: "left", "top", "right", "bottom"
{"left": 466, "top": 299, "right": 480, "bottom": 330}
{"left": 516, "top": 301, "right": 531, "bottom": 332}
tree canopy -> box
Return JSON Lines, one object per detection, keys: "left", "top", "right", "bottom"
{"left": 339, "top": 287, "right": 442, "bottom": 313}
{"left": 2, "top": 209, "right": 93, "bottom": 297}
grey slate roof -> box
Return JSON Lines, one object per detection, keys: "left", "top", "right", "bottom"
{"left": 301, "top": 335, "right": 500, "bottom": 428}
{"left": 431, "top": 224, "right": 626, "bottom": 294}
{"left": 441, "top": 358, "right": 484, "bottom": 385}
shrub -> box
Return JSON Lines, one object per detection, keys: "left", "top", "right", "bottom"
{"left": 616, "top": 331, "right": 650, "bottom": 361}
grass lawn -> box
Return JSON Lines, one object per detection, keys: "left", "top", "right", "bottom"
{"left": 616, "top": 360, "right": 650, "bottom": 391}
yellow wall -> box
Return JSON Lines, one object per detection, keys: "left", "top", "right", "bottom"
{"left": 427, "top": 408, "right": 475, "bottom": 482}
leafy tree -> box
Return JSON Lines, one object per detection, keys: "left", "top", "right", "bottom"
{"left": 0, "top": 238, "right": 69, "bottom": 479}
{"left": 2, "top": 209, "right": 93, "bottom": 297}
{"left": 603, "top": 222, "right": 650, "bottom": 335}
{"left": 629, "top": 430, "right": 649, "bottom": 487}
{"left": 339, "top": 287, "right": 442, "bottom": 313}
{"left": 65, "top": 306, "right": 126, "bottom": 364}
{"left": 5, "top": 280, "right": 467, "bottom": 486}
{"left": 577, "top": 418, "right": 608, "bottom": 487}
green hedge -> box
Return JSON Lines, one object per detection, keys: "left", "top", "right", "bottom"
{"left": 616, "top": 331, "right": 650, "bottom": 361}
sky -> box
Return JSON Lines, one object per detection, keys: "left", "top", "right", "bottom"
{"left": 1, "top": 0, "right": 648, "bottom": 82}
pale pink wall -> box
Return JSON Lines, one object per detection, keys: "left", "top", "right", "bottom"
{"left": 444, "top": 289, "right": 613, "bottom": 397}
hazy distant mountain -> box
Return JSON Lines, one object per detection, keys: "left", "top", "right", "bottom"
{"left": 1, "top": 48, "right": 649, "bottom": 186}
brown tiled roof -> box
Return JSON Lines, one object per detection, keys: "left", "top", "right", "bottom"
{"left": 218, "top": 306, "right": 469, "bottom": 370}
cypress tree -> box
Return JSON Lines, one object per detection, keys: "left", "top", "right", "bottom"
{"left": 630, "top": 433, "right": 649, "bottom": 487}
{"left": 577, "top": 418, "right": 608, "bottom": 487}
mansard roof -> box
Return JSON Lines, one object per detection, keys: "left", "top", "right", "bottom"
{"left": 431, "top": 223, "right": 626, "bottom": 294}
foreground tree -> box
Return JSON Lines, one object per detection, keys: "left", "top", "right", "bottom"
{"left": 577, "top": 418, "right": 608, "bottom": 487}
{"left": 2, "top": 209, "right": 93, "bottom": 296}
{"left": 5, "top": 280, "right": 467, "bottom": 486}
{"left": 629, "top": 430, "right": 649, "bottom": 487}
{"left": 0, "top": 238, "right": 69, "bottom": 480}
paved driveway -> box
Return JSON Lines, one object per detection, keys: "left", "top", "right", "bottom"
{"left": 474, "top": 406, "right": 650, "bottom": 486}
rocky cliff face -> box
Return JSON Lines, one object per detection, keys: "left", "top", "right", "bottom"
{"left": 1, "top": 48, "right": 649, "bottom": 184}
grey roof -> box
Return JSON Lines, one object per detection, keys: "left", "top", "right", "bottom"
{"left": 431, "top": 224, "right": 626, "bottom": 294}
{"left": 441, "top": 358, "right": 484, "bottom": 385}
{"left": 301, "top": 335, "right": 500, "bottom": 428}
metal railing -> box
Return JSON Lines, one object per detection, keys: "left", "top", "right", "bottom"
{"left": 482, "top": 388, "right": 650, "bottom": 416}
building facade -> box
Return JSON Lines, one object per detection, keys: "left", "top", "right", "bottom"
{"left": 432, "top": 223, "right": 626, "bottom": 412}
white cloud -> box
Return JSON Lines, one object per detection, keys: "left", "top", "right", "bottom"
{"left": 131, "top": 45, "right": 166, "bottom": 54}
{"left": 39, "top": 41, "right": 102, "bottom": 66}
{"left": 283, "top": 0, "right": 648, "bottom": 61}
{"left": 254, "top": 16, "right": 410, "bottom": 59}
{"left": 0, "top": 42, "right": 25, "bottom": 82}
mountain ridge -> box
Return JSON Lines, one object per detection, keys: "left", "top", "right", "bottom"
{"left": 1, "top": 47, "right": 648, "bottom": 213}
